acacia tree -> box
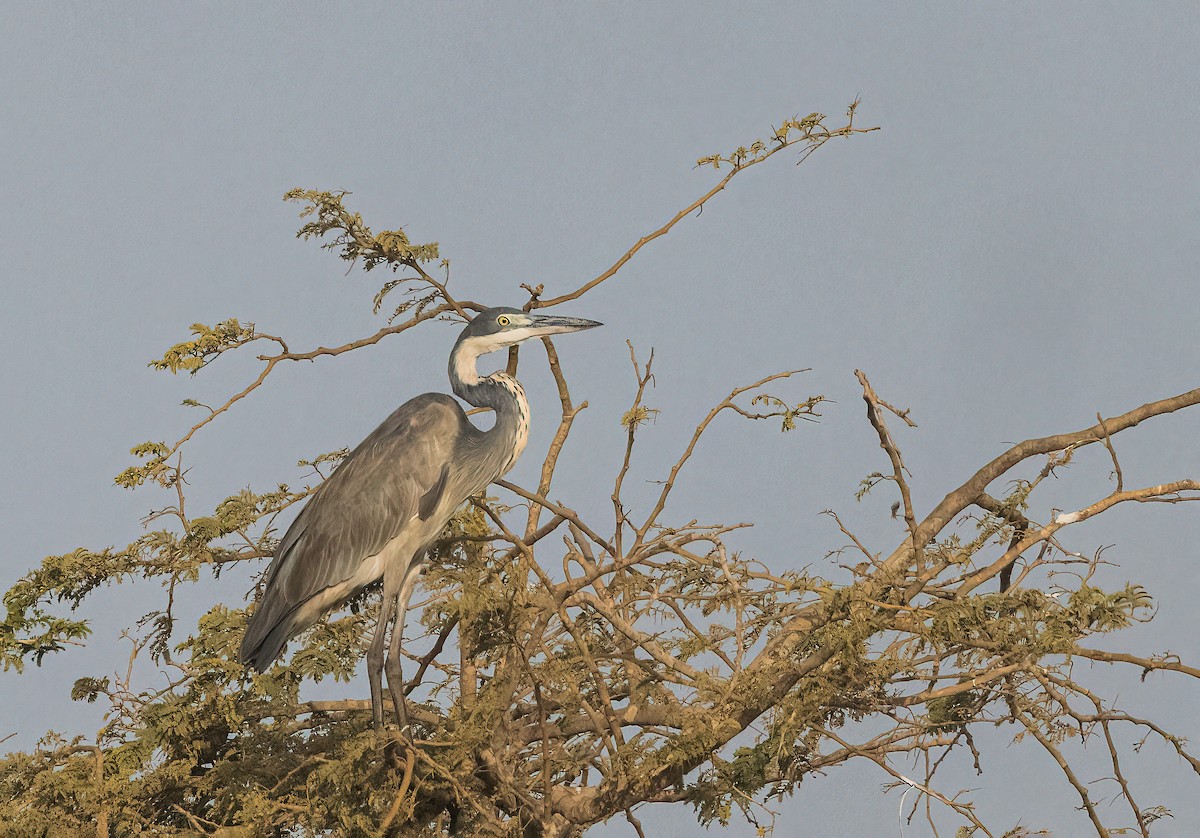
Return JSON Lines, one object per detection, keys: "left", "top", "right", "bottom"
{"left": 3, "top": 103, "right": 1199, "bottom": 837}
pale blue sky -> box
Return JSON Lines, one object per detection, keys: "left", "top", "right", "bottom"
{"left": 3, "top": 3, "right": 1200, "bottom": 835}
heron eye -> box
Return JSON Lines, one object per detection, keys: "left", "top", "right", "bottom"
{"left": 497, "top": 315, "right": 511, "bottom": 327}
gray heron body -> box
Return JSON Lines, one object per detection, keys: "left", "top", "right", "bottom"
{"left": 238, "top": 307, "right": 601, "bottom": 728}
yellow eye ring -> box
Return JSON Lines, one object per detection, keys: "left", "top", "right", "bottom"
{"left": 497, "top": 315, "right": 511, "bottom": 327}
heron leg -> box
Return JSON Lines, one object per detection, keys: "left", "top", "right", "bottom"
{"left": 385, "top": 557, "right": 424, "bottom": 734}
{"left": 368, "top": 592, "right": 397, "bottom": 730}
{"left": 385, "top": 608, "right": 410, "bottom": 734}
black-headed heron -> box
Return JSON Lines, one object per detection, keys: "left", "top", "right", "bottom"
{"left": 239, "top": 307, "right": 601, "bottom": 728}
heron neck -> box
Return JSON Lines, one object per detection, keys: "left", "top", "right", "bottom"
{"left": 449, "top": 342, "right": 531, "bottom": 468}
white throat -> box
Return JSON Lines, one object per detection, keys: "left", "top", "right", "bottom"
{"left": 453, "top": 341, "right": 484, "bottom": 387}
{"left": 453, "top": 333, "right": 522, "bottom": 386}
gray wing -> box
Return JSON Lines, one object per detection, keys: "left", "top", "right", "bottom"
{"left": 239, "top": 393, "right": 468, "bottom": 669}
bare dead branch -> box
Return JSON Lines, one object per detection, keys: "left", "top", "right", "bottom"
{"left": 533, "top": 114, "right": 878, "bottom": 308}
{"left": 884, "top": 385, "right": 1200, "bottom": 574}
{"left": 856, "top": 370, "right": 917, "bottom": 544}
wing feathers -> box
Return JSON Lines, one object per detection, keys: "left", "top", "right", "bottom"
{"left": 418, "top": 463, "right": 450, "bottom": 521}
{"left": 239, "top": 394, "right": 468, "bottom": 668}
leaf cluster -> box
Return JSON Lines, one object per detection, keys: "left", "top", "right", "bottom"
{"left": 150, "top": 319, "right": 258, "bottom": 375}
{"left": 284, "top": 188, "right": 440, "bottom": 272}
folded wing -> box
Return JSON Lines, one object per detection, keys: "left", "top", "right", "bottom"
{"left": 239, "top": 393, "right": 468, "bottom": 670}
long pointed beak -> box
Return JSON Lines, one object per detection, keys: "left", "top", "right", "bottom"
{"left": 526, "top": 313, "right": 603, "bottom": 336}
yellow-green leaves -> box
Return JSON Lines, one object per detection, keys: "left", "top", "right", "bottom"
{"left": 0, "top": 546, "right": 115, "bottom": 671}
{"left": 620, "top": 404, "right": 659, "bottom": 430}
{"left": 149, "top": 319, "right": 257, "bottom": 375}
{"left": 128, "top": 440, "right": 168, "bottom": 459}
{"left": 284, "top": 188, "right": 440, "bottom": 272}
{"left": 698, "top": 111, "right": 830, "bottom": 170}
{"left": 115, "top": 440, "right": 169, "bottom": 488}
{"left": 748, "top": 392, "right": 826, "bottom": 432}
{"left": 70, "top": 676, "right": 110, "bottom": 703}
{"left": 927, "top": 688, "right": 977, "bottom": 727}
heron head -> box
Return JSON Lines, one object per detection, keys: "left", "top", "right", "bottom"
{"left": 457, "top": 307, "right": 602, "bottom": 353}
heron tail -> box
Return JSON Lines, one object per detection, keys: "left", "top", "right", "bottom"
{"left": 238, "top": 591, "right": 299, "bottom": 672}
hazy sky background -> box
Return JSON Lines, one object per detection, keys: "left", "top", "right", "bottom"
{"left": 3, "top": 3, "right": 1199, "bottom": 835}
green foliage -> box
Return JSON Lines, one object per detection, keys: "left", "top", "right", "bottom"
{"left": 0, "top": 476, "right": 311, "bottom": 673}
{"left": 70, "top": 676, "right": 110, "bottom": 703}
{"left": 927, "top": 688, "right": 978, "bottom": 727}
{"left": 296, "top": 447, "right": 349, "bottom": 476}
{"left": 283, "top": 188, "right": 450, "bottom": 324}
{"left": 750, "top": 392, "right": 825, "bottom": 432}
{"left": 284, "top": 188, "right": 440, "bottom": 271}
{"left": 115, "top": 441, "right": 171, "bottom": 488}
{"left": 150, "top": 319, "right": 258, "bottom": 375}
{"left": 0, "top": 598, "right": 91, "bottom": 672}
